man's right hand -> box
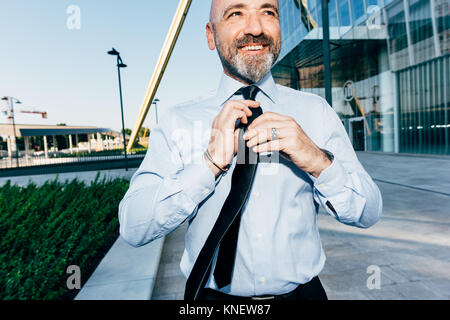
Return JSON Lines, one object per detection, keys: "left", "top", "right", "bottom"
{"left": 205, "top": 99, "right": 261, "bottom": 178}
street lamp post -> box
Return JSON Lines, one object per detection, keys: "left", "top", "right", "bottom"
{"left": 152, "top": 98, "right": 160, "bottom": 125}
{"left": 321, "top": 0, "right": 333, "bottom": 107}
{"left": 107, "top": 48, "right": 129, "bottom": 171}
{"left": 2, "top": 96, "right": 22, "bottom": 167}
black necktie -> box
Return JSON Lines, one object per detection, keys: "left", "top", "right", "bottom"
{"left": 184, "top": 85, "right": 263, "bottom": 300}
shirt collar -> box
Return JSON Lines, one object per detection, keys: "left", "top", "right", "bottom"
{"left": 215, "top": 71, "right": 279, "bottom": 106}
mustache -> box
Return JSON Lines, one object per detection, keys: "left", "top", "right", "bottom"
{"left": 233, "top": 34, "right": 274, "bottom": 48}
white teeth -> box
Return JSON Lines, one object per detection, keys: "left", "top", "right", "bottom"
{"left": 242, "top": 45, "right": 264, "bottom": 51}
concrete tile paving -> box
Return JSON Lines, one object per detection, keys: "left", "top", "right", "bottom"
{"left": 150, "top": 152, "right": 450, "bottom": 300}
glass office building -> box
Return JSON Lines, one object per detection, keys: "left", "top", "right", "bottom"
{"left": 272, "top": 0, "right": 449, "bottom": 154}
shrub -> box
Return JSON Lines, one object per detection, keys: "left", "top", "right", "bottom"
{"left": 0, "top": 174, "right": 129, "bottom": 300}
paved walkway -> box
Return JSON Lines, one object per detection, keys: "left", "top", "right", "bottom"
{"left": 0, "top": 168, "right": 136, "bottom": 187}
{"left": 151, "top": 152, "right": 450, "bottom": 300}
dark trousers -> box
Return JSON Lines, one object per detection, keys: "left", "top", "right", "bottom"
{"left": 197, "top": 276, "right": 328, "bottom": 301}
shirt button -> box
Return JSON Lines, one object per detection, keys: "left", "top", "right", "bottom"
{"left": 318, "top": 184, "right": 325, "bottom": 188}
{"left": 253, "top": 191, "right": 260, "bottom": 197}
{"left": 256, "top": 233, "right": 263, "bottom": 240}
{"left": 202, "top": 189, "right": 210, "bottom": 195}
{"left": 259, "top": 277, "right": 266, "bottom": 284}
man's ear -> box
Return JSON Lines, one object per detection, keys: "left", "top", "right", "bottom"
{"left": 206, "top": 22, "right": 216, "bottom": 51}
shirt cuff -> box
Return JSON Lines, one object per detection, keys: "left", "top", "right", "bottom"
{"left": 177, "top": 160, "right": 216, "bottom": 205}
{"left": 309, "top": 158, "right": 348, "bottom": 198}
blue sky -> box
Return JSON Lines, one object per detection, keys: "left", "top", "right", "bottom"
{"left": 0, "top": 0, "right": 223, "bottom": 132}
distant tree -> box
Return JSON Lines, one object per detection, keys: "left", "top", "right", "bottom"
{"left": 15, "top": 137, "right": 25, "bottom": 150}
{"left": 139, "top": 127, "right": 150, "bottom": 138}
{"left": 121, "top": 128, "right": 132, "bottom": 135}
{"left": 55, "top": 135, "right": 68, "bottom": 150}
{"left": 57, "top": 123, "right": 67, "bottom": 126}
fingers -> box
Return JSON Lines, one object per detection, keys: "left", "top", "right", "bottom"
{"left": 243, "top": 120, "right": 290, "bottom": 146}
{"left": 222, "top": 100, "right": 260, "bottom": 126}
{"left": 222, "top": 108, "right": 247, "bottom": 126}
{"left": 244, "top": 120, "right": 287, "bottom": 140}
{"left": 240, "top": 100, "right": 262, "bottom": 108}
{"left": 243, "top": 113, "right": 297, "bottom": 149}
{"left": 252, "top": 139, "right": 284, "bottom": 153}
{"left": 238, "top": 110, "right": 248, "bottom": 125}
{"left": 252, "top": 139, "right": 292, "bottom": 163}
{"left": 224, "top": 100, "right": 260, "bottom": 114}
{"left": 234, "top": 128, "right": 240, "bottom": 154}
{"left": 246, "top": 126, "right": 289, "bottom": 148}
{"left": 248, "top": 112, "right": 292, "bottom": 130}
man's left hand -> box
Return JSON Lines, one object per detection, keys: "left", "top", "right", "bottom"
{"left": 243, "top": 112, "right": 331, "bottom": 178}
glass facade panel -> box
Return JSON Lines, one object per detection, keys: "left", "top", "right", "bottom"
{"left": 398, "top": 55, "right": 450, "bottom": 154}
{"left": 329, "top": 0, "right": 339, "bottom": 26}
{"left": 338, "top": 0, "right": 352, "bottom": 25}
{"left": 351, "top": 0, "right": 366, "bottom": 22}
{"left": 386, "top": 0, "right": 409, "bottom": 70}
{"left": 278, "top": 0, "right": 311, "bottom": 61}
{"left": 408, "top": 0, "right": 434, "bottom": 64}
{"left": 366, "top": 0, "right": 380, "bottom": 7}
{"left": 274, "top": 0, "right": 449, "bottom": 155}
{"left": 436, "top": 0, "right": 450, "bottom": 55}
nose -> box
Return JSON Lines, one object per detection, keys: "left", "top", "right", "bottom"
{"left": 243, "top": 12, "right": 263, "bottom": 37}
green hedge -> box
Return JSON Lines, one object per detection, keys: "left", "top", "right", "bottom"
{"left": 0, "top": 174, "right": 129, "bottom": 300}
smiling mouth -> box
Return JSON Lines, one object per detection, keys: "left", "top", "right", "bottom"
{"left": 239, "top": 44, "right": 268, "bottom": 52}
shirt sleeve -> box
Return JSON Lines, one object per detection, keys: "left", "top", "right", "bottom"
{"left": 118, "top": 112, "right": 216, "bottom": 247}
{"left": 308, "top": 99, "right": 383, "bottom": 228}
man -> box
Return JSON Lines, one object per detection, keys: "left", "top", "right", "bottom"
{"left": 119, "top": 0, "right": 382, "bottom": 301}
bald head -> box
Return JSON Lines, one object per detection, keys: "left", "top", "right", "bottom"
{"left": 210, "top": 0, "right": 279, "bottom": 23}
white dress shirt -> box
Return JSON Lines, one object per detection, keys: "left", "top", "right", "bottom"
{"left": 118, "top": 72, "right": 383, "bottom": 297}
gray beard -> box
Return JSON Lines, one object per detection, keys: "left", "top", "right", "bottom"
{"left": 230, "top": 51, "right": 276, "bottom": 84}
{"left": 215, "top": 37, "right": 279, "bottom": 84}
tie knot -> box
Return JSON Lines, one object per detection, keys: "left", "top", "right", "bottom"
{"left": 236, "top": 85, "right": 260, "bottom": 101}
{"left": 233, "top": 85, "right": 263, "bottom": 128}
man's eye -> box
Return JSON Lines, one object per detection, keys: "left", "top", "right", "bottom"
{"left": 229, "top": 11, "right": 242, "bottom": 18}
{"left": 264, "top": 10, "right": 276, "bottom": 16}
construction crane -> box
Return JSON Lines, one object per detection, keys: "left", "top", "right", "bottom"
{"left": 20, "top": 110, "right": 48, "bottom": 119}
{"left": 1, "top": 99, "right": 48, "bottom": 121}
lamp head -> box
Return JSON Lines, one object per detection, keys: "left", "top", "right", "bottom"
{"left": 107, "top": 48, "right": 120, "bottom": 56}
{"left": 117, "top": 55, "right": 127, "bottom": 68}
{"left": 1, "top": 97, "right": 21, "bottom": 104}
